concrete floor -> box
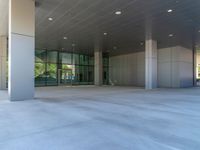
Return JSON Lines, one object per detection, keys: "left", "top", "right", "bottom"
{"left": 0, "top": 86, "right": 200, "bottom": 150}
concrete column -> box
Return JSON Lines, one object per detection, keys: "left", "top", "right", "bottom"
{"left": 8, "top": 0, "right": 35, "bottom": 101}
{"left": 94, "top": 37, "right": 103, "bottom": 86}
{"left": 0, "top": 36, "right": 7, "bottom": 90}
{"left": 145, "top": 17, "right": 158, "bottom": 89}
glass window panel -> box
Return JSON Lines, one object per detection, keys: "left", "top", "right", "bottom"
{"left": 60, "top": 69, "right": 72, "bottom": 85}
{"left": 79, "top": 66, "right": 88, "bottom": 84}
{"left": 59, "top": 53, "right": 72, "bottom": 64}
{"left": 103, "top": 57, "right": 109, "bottom": 66}
{"left": 62, "top": 64, "right": 73, "bottom": 70}
{"left": 73, "top": 65, "right": 80, "bottom": 85}
{"left": 84, "top": 55, "right": 89, "bottom": 65}
{"left": 80, "top": 55, "right": 88, "bottom": 65}
{"left": 103, "top": 67, "right": 109, "bottom": 85}
{"left": 79, "top": 66, "right": 83, "bottom": 83}
{"left": 70, "top": 65, "right": 78, "bottom": 85}
{"left": 35, "top": 50, "right": 95, "bottom": 87}
{"left": 46, "top": 63, "right": 57, "bottom": 85}
{"left": 47, "top": 51, "right": 58, "bottom": 63}
{"left": 35, "top": 50, "right": 46, "bottom": 63}
{"left": 59, "top": 65, "right": 73, "bottom": 85}
{"left": 72, "top": 54, "right": 79, "bottom": 65}
{"left": 88, "top": 66, "right": 94, "bottom": 84}
{"left": 79, "top": 55, "right": 84, "bottom": 65}
{"left": 89, "top": 56, "right": 94, "bottom": 65}
{"left": 35, "top": 62, "right": 46, "bottom": 86}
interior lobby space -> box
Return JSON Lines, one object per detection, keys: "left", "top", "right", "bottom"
{"left": 1, "top": 0, "right": 200, "bottom": 149}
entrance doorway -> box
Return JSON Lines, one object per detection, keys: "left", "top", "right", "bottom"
{"left": 58, "top": 69, "right": 73, "bottom": 86}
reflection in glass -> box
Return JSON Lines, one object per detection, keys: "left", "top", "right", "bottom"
{"left": 47, "top": 51, "right": 58, "bottom": 63}
{"left": 72, "top": 54, "right": 79, "bottom": 65}
{"left": 103, "top": 55, "right": 109, "bottom": 85}
{"left": 35, "top": 62, "right": 46, "bottom": 86}
{"left": 103, "top": 57, "right": 109, "bottom": 66}
{"left": 88, "top": 66, "right": 94, "bottom": 84}
{"left": 59, "top": 53, "right": 72, "bottom": 64}
{"left": 35, "top": 49, "right": 108, "bottom": 86}
{"left": 46, "top": 63, "right": 57, "bottom": 85}
{"left": 35, "top": 50, "right": 46, "bottom": 62}
{"left": 103, "top": 67, "right": 109, "bottom": 85}
{"left": 80, "top": 55, "right": 89, "bottom": 65}
{"left": 89, "top": 56, "right": 94, "bottom": 65}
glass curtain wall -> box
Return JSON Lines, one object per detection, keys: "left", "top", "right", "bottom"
{"left": 35, "top": 50, "right": 47, "bottom": 86}
{"left": 103, "top": 54, "right": 109, "bottom": 85}
{"left": 35, "top": 49, "right": 98, "bottom": 86}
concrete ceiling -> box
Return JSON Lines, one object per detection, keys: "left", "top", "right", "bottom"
{"left": 0, "top": 0, "right": 8, "bottom": 36}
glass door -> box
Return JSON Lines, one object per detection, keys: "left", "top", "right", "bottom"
{"left": 58, "top": 69, "right": 73, "bottom": 86}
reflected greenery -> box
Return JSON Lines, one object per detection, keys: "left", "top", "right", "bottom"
{"left": 34, "top": 50, "right": 108, "bottom": 86}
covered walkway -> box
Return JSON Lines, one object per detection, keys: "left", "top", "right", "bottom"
{"left": 0, "top": 86, "right": 200, "bottom": 150}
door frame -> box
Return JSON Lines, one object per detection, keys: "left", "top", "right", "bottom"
{"left": 58, "top": 69, "right": 73, "bottom": 86}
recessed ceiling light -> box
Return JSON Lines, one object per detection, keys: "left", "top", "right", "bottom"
{"left": 48, "top": 17, "right": 53, "bottom": 21}
{"left": 103, "top": 32, "right": 108, "bottom": 35}
{"left": 167, "top": 9, "right": 173, "bottom": 13}
{"left": 140, "top": 42, "right": 144, "bottom": 46}
{"left": 115, "top": 11, "right": 122, "bottom": 15}
{"left": 169, "top": 34, "right": 174, "bottom": 37}
{"left": 72, "top": 43, "right": 76, "bottom": 47}
{"left": 63, "top": 37, "right": 68, "bottom": 40}
{"left": 198, "top": 30, "right": 200, "bottom": 33}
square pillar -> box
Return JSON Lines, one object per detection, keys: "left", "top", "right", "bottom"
{"left": 0, "top": 36, "right": 7, "bottom": 90}
{"left": 145, "top": 17, "right": 158, "bottom": 89}
{"left": 94, "top": 37, "right": 103, "bottom": 86}
{"left": 8, "top": 0, "right": 35, "bottom": 101}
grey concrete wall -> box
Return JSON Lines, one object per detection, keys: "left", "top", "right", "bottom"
{"left": 109, "top": 46, "right": 193, "bottom": 88}
{"left": 109, "top": 52, "right": 145, "bottom": 86}
{"left": 158, "top": 46, "right": 193, "bottom": 88}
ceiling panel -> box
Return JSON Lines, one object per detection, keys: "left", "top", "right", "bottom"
{"left": 35, "top": 0, "right": 200, "bottom": 55}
